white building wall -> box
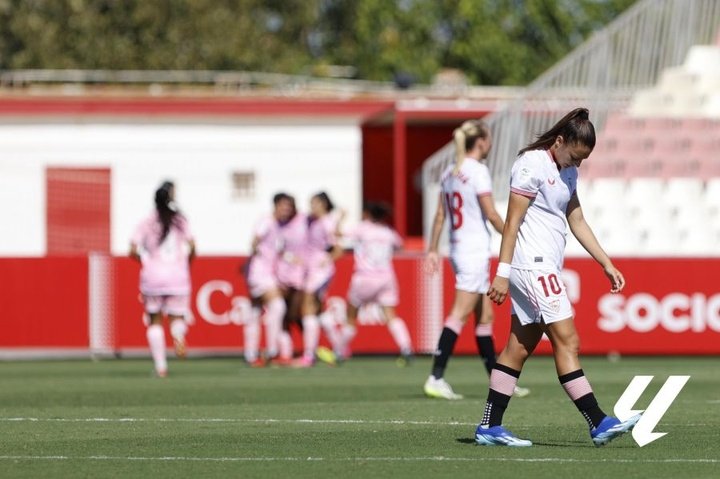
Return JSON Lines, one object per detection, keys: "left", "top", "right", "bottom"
{"left": 0, "top": 122, "right": 362, "bottom": 256}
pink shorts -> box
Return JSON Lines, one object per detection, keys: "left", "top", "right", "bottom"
{"left": 277, "top": 263, "right": 304, "bottom": 291}
{"left": 304, "top": 264, "right": 334, "bottom": 297}
{"left": 347, "top": 274, "right": 399, "bottom": 308}
{"left": 246, "top": 258, "right": 278, "bottom": 299}
{"left": 143, "top": 294, "right": 190, "bottom": 318}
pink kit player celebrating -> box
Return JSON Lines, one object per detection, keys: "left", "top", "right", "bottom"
{"left": 474, "top": 108, "right": 640, "bottom": 447}
{"left": 275, "top": 195, "right": 308, "bottom": 364}
{"left": 242, "top": 193, "right": 294, "bottom": 367}
{"left": 339, "top": 202, "right": 413, "bottom": 364}
{"left": 130, "top": 181, "right": 195, "bottom": 377}
{"left": 295, "top": 192, "right": 344, "bottom": 367}
{"left": 424, "top": 120, "right": 529, "bottom": 400}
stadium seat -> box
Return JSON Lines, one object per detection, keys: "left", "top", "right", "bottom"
{"left": 658, "top": 68, "right": 699, "bottom": 92}
{"left": 683, "top": 45, "right": 720, "bottom": 74}
{"left": 629, "top": 90, "right": 673, "bottom": 117}
{"left": 664, "top": 178, "right": 705, "bottom": 212}
{"left": 705, "top": 179, "right": 720, "bottom": 214}
{"left": 582, "top": 154, "right": 626, "bottom": 178}
{"left": 603, "top": 113, "right": 645, "bottom": 133}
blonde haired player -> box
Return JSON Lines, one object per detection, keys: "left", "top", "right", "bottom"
{"left": 475, "top": 108, "right": 640, "bottom": 447}
{"left": 130, "top": 181, "right": 194, "bottom": 377}
{"left": 424, "top": 120, "right": 529, "bottom": 400}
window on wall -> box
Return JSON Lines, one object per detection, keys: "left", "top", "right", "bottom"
{"left": 231, "top": 171, "right": 255, "bottom": 199}
{"left": 46, "top": 167, "right": 111, "bottom": 254}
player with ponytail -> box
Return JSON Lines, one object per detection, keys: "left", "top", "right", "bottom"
{"left": 474, "top": 108, "right": 638, "bottom": 447}
{"left": 130, "top": 181, "right": 195, "bottom": 377}
{"left": 423, "top": 120, "right": 529, "bottom": 399}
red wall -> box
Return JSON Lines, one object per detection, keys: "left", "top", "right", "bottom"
{"left": 2, "top": 256, "right": 719, "bottom": 356}
{"left": 361, "top": 123, "right": 455, "bottom": 236}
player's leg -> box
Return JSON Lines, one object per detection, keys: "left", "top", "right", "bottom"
{"left": 244, "top": 298, "right": 264, "bottom": 366}
{"left": 144, "top": 296, "right": 168, "bottom": 377}
{"left": 424, "top": 289, "right": 478, "bottom": 400}
{"left": 295, "top": 291, "right": 321, "bottom": 367}
{"left": 474, "top": 294, "right": 496, "bottom": 375}
{"left": 475, "top": 315, "right": 541, "bottom": 446}
{"left": 381, "top": 305, "right": 413, "bottom": 365}
{"left": 476, "top": 295, "right": 530, "bottom": 397}
{"left": 339, "top": 303, "right": 359, "bottom": 359}
{"left": 542, "top": 318, "right": 639, "bottom": 446}
{"left": 261, "top": 288, "right": 287, "bottom": 360}
{"left": 166, "top": 295, "right": 190, "bottom": 359}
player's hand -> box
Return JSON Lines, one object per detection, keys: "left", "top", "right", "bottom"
{"left": 604, "top": 264, "right": 625, "bottom": 293}
{"left": 487, "top": 276, "right": 510, "bottom": 305}
{"left": 424, "top": 251, "right": 440, "bottom": 274}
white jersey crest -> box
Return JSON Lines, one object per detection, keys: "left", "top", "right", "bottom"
{"left": 440, "top": 159, "right": 493, "bottom": 258}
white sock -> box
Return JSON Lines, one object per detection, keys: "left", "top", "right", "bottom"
{"left": 146, "top": 324, "right": 167, "bottom": 374}
{"left": 279, "top": 330, "right": 293, "bottom": 359}
{"left": 320, "top": 312, "right": 342, "bottom": 355}
{"left": 170, "top": 319, "right": 188, "bottom": 342}
{"left": 302, "top": 315, "right": 320, "bottom": 360}
{"left": 244, "top": 308, "right": 261, "bottom": 362}
{"left": 340, "top": 324, "right": 357, "bottom": 357}
{"left": 264, "top": 298, "right": 286, "bottom": 357}
{"left": 388, "top": 318, "right": 413, "bottom": 356}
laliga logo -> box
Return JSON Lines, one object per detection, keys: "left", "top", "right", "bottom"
{"left": 614, "top": 375, "right": 690, "bottom": 447}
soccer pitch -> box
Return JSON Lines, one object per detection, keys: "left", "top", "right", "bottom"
{"left": 0, "top": 356, "right": 717, "bottom": 478}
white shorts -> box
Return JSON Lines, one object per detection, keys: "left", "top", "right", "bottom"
{"left": 509, "top": 268, "right": 573, "bottom": 325}
{"left": 450, "top": 255, "right": 490, "bottom": 294}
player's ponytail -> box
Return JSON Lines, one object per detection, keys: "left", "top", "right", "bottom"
{"left": 452, "top": 120, "right": 490, "bottom": 174}
{"left": 519, "top": 107, "right": 596, "bottom": 155}
{"left": 155, "top": 181, "right": 179, "bottom": 243}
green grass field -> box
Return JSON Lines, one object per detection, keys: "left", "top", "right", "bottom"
{"left": 0, "top": 356, "right": 717, "bottom": 478}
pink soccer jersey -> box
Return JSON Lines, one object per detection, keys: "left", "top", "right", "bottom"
{"left": 277, "top": 212, "right": 308, "bottom": 290}
{"left": 346, "top": 220, "right": 402, "bottom": 307}
{"left": 246, "top": 215, "right": 282, "bottom": 298}
{"left": 131, "top": 211, "right": 193, "bottom": 296}
{"left": 303, "top": 213, "right": 338, "bottom": 293}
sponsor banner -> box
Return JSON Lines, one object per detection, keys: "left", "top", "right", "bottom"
{"left": 1, "top": 256, "right": 718, "bottom": 355}
{"left": 0, "top": 257, "right": 89, "bottom": 347}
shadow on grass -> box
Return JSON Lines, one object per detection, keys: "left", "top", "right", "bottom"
{"left": 456, "top": 437, "right": 592, "bottom": 447}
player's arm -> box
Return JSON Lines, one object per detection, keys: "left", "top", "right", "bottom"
{"left": 478, "top": 194, "right": 504, "bottom": 234}
{"left": 129, "top": 242, "right": 141, "bottom": 262}
{"left": 329, "top": 244, "right": 344, "bottom": 261}
{"left": 426, "top": 193, "right": 445, "bottom": 273}
{"left": 566, "top": 193, "right": 625, "bottom": 293}
{"left": 487, "top": 192, "right": 530, "bottom": 305}
{"left": 188, "top": 239, "right": 196, "bottom": 263}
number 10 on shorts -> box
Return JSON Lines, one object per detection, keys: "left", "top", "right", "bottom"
{"left": 538, "top": 274, "right": 562, "bottom": 297}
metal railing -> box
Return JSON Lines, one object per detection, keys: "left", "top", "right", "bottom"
{"left": 0, "top": 67, "right": 526, "bottom": 99}
{"left": 422, "top": 0, "right": 720, "bottom": 212}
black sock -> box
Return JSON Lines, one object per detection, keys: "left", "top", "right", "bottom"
{"left": 431, "top": 327, "right": 458, "bottom": 379}
{"left": 481, "top": 363, "right": 520, "bottom": 427}
{"left": 475, "top": 335, "right": 496, "bottom": 376}
{"left": 559, "top": 369, "right": 607, "bottom": 429}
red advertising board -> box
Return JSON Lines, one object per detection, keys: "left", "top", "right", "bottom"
{"left": 1, "top": 256, "right": 719, "bottom": 355}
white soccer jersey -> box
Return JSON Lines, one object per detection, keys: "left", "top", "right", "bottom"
{"left": 509, "top": 149, "right": 578, "bottom": 271}
{"left": 440, "top": 159, "right": 493, "bottom": 258}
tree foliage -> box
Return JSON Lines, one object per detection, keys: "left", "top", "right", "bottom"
{"left": 0, "top": 0, "right": 636, "bottom": 86}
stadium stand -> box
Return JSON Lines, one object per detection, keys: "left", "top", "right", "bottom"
{"left": 582, "top": 41, "right": 720, "bottom": 255}
{"left": 423, "top": 0, "right": 720, "bottom": 257}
